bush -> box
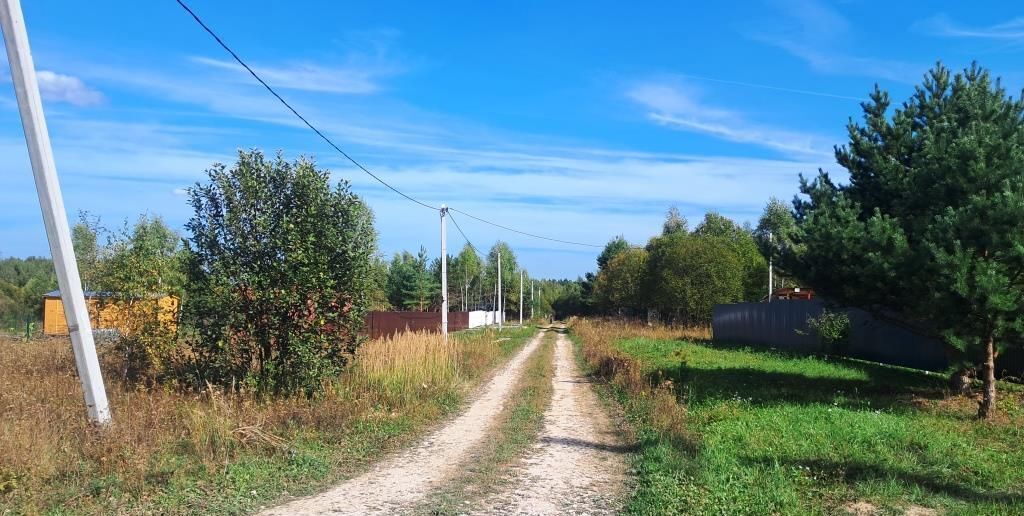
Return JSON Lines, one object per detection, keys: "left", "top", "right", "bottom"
{"left": 804, "top": 309, "right": 850, "bottom": 354}
{"left": 183, "top": 150, "right": 378, "bottom": 394}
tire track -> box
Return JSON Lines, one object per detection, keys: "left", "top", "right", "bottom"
{"left": 261, "top": 329, "right": 546, "bottom": 516}
{"left": 471, "top": 329, "right": 630, "bottom": 515}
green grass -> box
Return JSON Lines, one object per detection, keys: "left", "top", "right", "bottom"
{"left": 601, "top": 336, "right": 1024, "bottom": 515}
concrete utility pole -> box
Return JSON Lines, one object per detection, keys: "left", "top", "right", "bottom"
{"left": 440, "top": 205, "right": 448, "bottom": 340}
{"left": 531, "top": 280, "right": 534, "bottom": 320}
{"left": 519, "top": 270, "right": 524, "bottom": 326}
{"left": 493, "top": 250, "right": 497, "bottom": 329}
{"left": 767, "top": 231, "right": 774, "bottom": 303}
{"left": 0, "top": 0, "right": 110, "bottom": 424}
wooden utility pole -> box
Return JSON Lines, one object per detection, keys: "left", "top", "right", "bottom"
{"left": 0, "top": 0, "right": 110, "bottom": 424}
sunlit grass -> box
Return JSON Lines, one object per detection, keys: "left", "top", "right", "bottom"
{"left": 571, "top": 319, "right": 1024, "bottom": 515}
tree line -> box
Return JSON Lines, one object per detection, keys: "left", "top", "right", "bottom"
{"left": 545, "top": 207, "right": 777, "bottom": 325}
{"left": 559, "top": 62, "right": 1024, "bottom": 420}
{"left": 1, "top": 150, "right": 541, "bottom": 394}
{"left": 4, "top": 62, "right": 1021, "bottom": 418}
{"left": 379, "top": 240, "right": 528, "bottom": 315}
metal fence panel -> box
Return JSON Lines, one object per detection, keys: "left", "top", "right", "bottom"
{"left": 712, "top": 301, "right": 1024, "bottom": 376}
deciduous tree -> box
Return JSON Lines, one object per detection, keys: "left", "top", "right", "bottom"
{"left": 184, "top": 150, "right": 377, "bottom": 394}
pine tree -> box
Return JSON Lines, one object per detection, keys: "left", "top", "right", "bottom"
{"left": 792, "top": 63, "right": 1024, "bottom": 418}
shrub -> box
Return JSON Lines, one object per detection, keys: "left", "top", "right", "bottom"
{"left": 804, "top": 309, "right": 850, "bottom": 354}
{"left": 183, "top": 150, "right": 378, "bottom": 394}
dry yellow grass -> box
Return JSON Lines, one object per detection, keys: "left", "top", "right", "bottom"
{"left": 570, "top": 318, "right": 702, "bottom": 448}
{"left": 0, "top": 326, "right": 528, "bottom": 513}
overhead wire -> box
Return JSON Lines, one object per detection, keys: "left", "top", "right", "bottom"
{"left": 446, "top": 210, "right": 484, "bottom": 259}
{"left": 448, "top": 207, "right": 604, "bottom": 248}
{"left": 173, "top": 0, "right": 606, "bottom": 249}
{"left": 173, "top": 0, "right": 438, "bottom": 211}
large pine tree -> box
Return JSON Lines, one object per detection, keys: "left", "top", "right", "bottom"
{"left": 792, "top": 63, "right": 1024, "bottom": 418}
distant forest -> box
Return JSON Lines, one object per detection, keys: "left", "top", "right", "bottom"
{"left": 0, "top": 256, "right": 57, "bottom": 330}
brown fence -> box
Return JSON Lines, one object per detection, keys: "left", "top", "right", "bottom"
{"left": 712, "top": 300, "right": 1024, "bottom": 377}
{"left": 363, "top": 311, "right": 471, "bottom": 339}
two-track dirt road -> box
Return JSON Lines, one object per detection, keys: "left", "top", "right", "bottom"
{"left": 262, "top": 327, "right": 629, "bottom": 515}
{"left": 470, "top": 329, "right": 629, "bottom": 515}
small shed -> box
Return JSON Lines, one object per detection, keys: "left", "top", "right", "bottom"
{"left": 42, "top": 290, "right": 180, "bottom": 336}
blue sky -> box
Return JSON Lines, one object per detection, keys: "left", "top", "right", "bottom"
{"left": 1, "top": 1, "right": 1022, "bottom": 278}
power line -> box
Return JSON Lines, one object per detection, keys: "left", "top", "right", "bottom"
{"left": 173, "top": 0, "right": 438, "bottom": 211}
{"left": 173, "top": 0, "right": 606, "bottom": 249}
{"left": 449, "top": 207, "right": 603, "bottom": 248}
{"left": 447, "top": 210, "right": 484, "bottom": 258}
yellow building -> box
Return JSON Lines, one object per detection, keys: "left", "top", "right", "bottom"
{"left": 42, "top": 290, "right": 180, "bottom": 336}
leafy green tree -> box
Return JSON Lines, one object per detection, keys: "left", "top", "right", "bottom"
{"left": 485, "top": 241, "right": 521, "bottom": 314}
{"left": 791, "top": 63, "right": 1024, "bottom": 418}
{"left": 96, "top": 215, "right": 186, "bottom": 381}
{"left": 549, "top": 279, "right": 587, "bottom": 319}
{"left": 366, "top": 255, "right": 390, "bottom": 310}
{"left": 100, "top": 215, "right": 186, "bottom": 297}
{"left": 183, "top": 150, "right": 377, "bottom": 394}
{"left": 71, "top": 211, "right": 103, "bottom": 293}
{"left": 754, "top": 197, "right": 799, "bottom": 289}
{"left": 646, "top": 232, "right": 744, "bottom": 324}
{"left": 594, "top": 247, "right": 648, "bottom": 315}
{"left": 597, "top": 235, "right": 630, "bottom": 272}
{"left": 694, "top": 212, "right": 767, "bottom": 301}
{"left": 451, "top": 244, "right": 483, "bottom": 310}
{"left": 662, "top": 206, "right": 688, "bottom": 236}
{"left": 0, "top": 256, "right": 57, "bottom": 330}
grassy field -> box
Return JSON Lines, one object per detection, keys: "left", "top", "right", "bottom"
{"left": 572, "top": 319, "right": 1024, "bottom": 515}
{"left": 0, "top": 326, "right": 535, "bottom": 515}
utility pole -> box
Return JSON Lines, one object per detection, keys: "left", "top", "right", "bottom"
{"left": 440, "top": 205, "right": 448, "bottom": 340}
{"left": 531, "top": 280, "right": 534, "bottom": 320}
{"left": 493, "top": 250, "right": 497, "bottom": 329}
{"left": 1, "top": 0, "right": 110, "bottom": 425}
{"left": 767, "top": 231, "right": 774, "bottom": 303}
{"left": 519, "top": 270, "right": 524, "bottom": 326}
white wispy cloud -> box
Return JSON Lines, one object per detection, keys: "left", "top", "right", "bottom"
{"left": 915, "top": 14, "right": 1024, "bottom": 41}
{"left": 751, "top": 0, "right": 923, "bottom": 83}
{"left": 190, "top": 56, "right": 400, "bottom": 95}
{"left": 625, "top": 80, "right": 832, "bottom": 158}
{"left": 1, "top": 54, "right": 834, "bottom": 277}
{"left": 1, "top": 56, "right": 105, "bottom": 106}
{"left": 36, "top": 71, "right": 104, "bottom": 106}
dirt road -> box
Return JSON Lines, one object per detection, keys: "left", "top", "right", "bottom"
{"left": 470, "top": 329, "right": 630, "bottom": 515}
{"left": 262, "top": 327, "right": 629, "bottom": 515}
{"left": 262, "top": 330, "right": 547, "bottom": 516}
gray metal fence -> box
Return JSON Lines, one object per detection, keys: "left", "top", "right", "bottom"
{"left": 713, "top": 301, "right": 1024, "bottom": 377}
{"left": 712, "top": 300, "right": 949, "bottom": 372}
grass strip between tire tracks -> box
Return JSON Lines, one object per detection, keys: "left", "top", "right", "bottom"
{"left": 418, "top": 328, "right": 556, "bottom": 514}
